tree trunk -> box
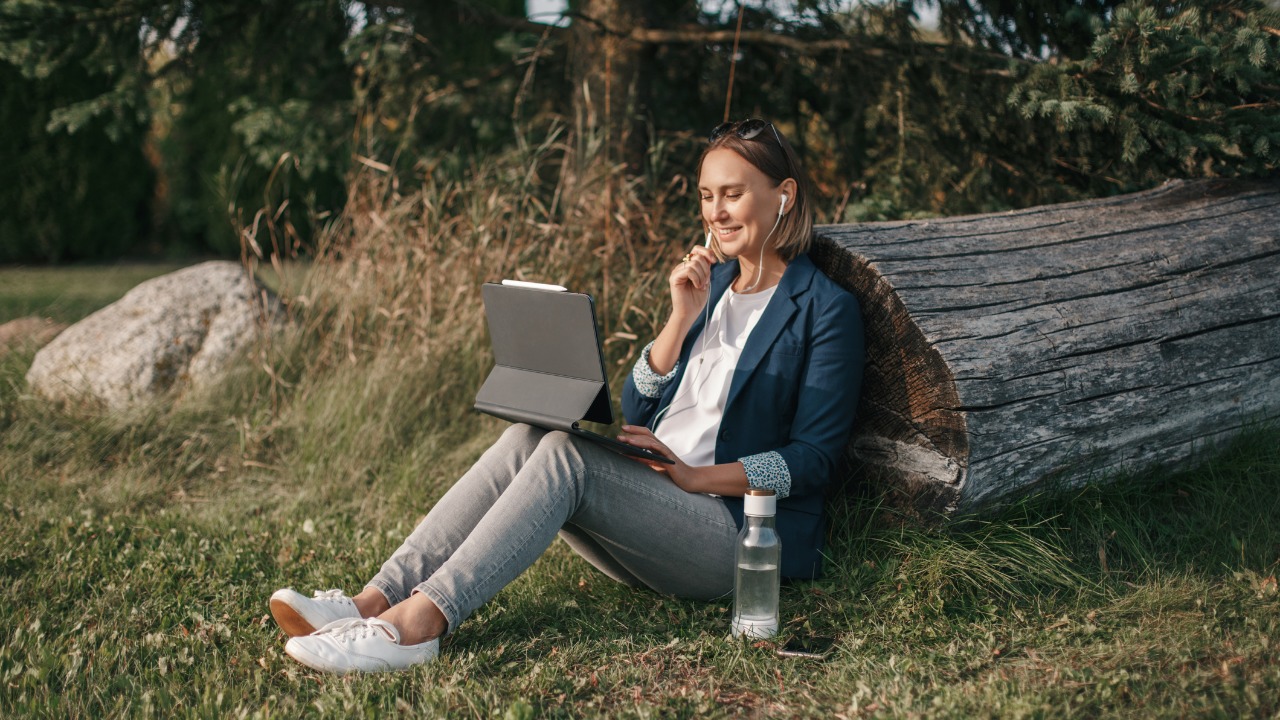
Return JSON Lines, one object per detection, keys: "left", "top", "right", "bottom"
{"left": 810, "top": 178, "right": 1280, "bottom": 514}
{"left": 569, "top": 0, "right": 650, "bottom": 179}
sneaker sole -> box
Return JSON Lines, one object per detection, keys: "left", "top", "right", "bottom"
{"left": 270, "top": 597, "right": 321, "bottom": 637}
{"left": 284, "top": 636, "right": 435, "bottom": 674}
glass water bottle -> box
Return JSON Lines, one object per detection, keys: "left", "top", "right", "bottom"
{"left": 732, "top": 488, "right": 780, "bottom": 638}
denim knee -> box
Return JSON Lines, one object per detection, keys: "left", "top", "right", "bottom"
{"left": 534, "top": 430, "right": 590, "bottom": 465}
{"left": 502, "top": 423, "right": 543, "bottom": 444}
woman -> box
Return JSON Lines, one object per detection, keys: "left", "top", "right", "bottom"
{"left": 271, "top": 119, "right": 865, "bottom": 674}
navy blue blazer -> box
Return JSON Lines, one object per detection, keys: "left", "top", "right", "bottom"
{"left": 622, "top": 253, "right": 865, "bottom": 579}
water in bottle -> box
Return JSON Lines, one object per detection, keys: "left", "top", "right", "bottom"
{"left": 732, "top": 488, "right": 780, "bottom": 638}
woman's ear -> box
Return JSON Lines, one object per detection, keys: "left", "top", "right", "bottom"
{"left": 779, "top": 178, "right": 799, "bottom": 214}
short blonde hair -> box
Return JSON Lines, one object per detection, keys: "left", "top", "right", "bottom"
{"left": 697, "top": 120, "right": 814, "bottom": 262}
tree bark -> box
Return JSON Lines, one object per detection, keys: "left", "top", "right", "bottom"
{"left": 569, "top": 0, "right": 650, "bottom": 178}
{"left": 810, "top": 178, "right": 1280, "bottom": 514}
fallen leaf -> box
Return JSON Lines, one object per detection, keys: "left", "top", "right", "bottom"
{"left": 1259, "top": 575, "right": 1277, "bottom": 597}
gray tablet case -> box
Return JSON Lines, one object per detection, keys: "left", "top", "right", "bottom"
{"left": 475, "top": 283, "right": 673, "bottom": 463}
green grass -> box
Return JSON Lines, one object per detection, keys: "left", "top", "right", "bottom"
{"left": 0, "top": 264, "right": 191, "bottom": 325}
{"left": 2, "top": 330, "right": 1277, "bottom": 717}
{"left": 3, "top": 145, "right": 1278, "bottom": 717}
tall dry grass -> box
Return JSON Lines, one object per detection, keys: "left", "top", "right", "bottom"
{"left": 250, "top": 128, "right": 702, "bottom": 399}
{"left": 215, "top": 127, "right": 715, "bottom": 519}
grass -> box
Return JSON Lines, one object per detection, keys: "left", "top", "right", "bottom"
{"left": 0, "top": 264, "right": 190, "bottom": 325}
{"left": 2, "top": 140, "right": 1278, "bottom": 718}
{"left": 2, "top": 356, "right": 1276, "bottom": 718}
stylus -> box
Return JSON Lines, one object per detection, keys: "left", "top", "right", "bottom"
{"left": 501, "top": 279, "right": 568, "bottom": 292}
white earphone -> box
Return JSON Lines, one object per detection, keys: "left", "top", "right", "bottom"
{"left": 779, "top": 193, "right": 788, "bottom": 215}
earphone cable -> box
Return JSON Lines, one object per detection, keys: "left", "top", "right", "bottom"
{"left": 649, "top": 211, "right": 782, "bottom": 432}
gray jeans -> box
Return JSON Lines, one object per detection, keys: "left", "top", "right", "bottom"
{"left": 366, "top": 423, "right": 739, "bottom": 633}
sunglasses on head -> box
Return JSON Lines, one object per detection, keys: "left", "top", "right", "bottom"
{"left": 708, "top": 118, "right": 782, "bottom": 146}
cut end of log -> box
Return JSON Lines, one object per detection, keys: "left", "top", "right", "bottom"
{"left": 849, "top": 436, "right": 966, "bottom": 514}
{"left": 809, "top": 235, "right": 970, "bottom": 510}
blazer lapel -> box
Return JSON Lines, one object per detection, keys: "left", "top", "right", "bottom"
{"left": 724, "top": 254, "right": 817, "bottom": 412}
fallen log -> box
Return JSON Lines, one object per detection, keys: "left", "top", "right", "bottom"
{"left": 811, "top": 178, "right": 1280, "bottom": 513}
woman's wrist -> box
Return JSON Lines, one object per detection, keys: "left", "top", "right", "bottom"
{"left": 675, "top": 463, "right": 705, "bottom": 493}
{"left": 683, "top": 462, "right": 751, "bottom": 497}
{"left": 648, "top": 318, "right": 692, "bottom": 375}
{"left": 665, "top": 309, "right": 697, "bottom": 334}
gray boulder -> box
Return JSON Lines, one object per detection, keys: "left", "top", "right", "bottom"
{"left": 26, "top": 261, "right": 283, "bottom": 408}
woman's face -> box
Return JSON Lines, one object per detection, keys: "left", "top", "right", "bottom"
{"left": 698, "top": 148, "right": 786, "bottom": 261}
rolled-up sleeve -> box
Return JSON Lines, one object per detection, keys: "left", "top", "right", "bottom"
{"left": 740, "top": 450, "right": 792, "bottom": 500}
{"left": 630, "top": 340, "right": 679, "bottom": 398}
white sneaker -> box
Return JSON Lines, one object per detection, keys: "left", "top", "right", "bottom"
{"left": 284, "top": 618, "right": 440, "bottom": 674}
{"left": 269, "top": 588, "right": 361, "bottom": 637}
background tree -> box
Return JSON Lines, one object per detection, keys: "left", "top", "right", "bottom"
{"left": 0, "top": 0, "right": 155, "bottom": 262}
{"left": 0, "top": 61, "right": 152, "bottom": 262}
{"left": 154, "top": 0, "right": 353, "bottom": 255}
{"left": 1, "top": 0, "right": 354, "bottom": 260}
{"left": 1, "top": 0, "right": 1277, "bottom": 262}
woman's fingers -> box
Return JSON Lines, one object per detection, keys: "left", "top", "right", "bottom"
{"left": 678, "top": 263, "right": 706, "bottom": 291}
{"left": 617, "top": 425, "right": 654, "bottom": 444}
{"left": 668, "top": 244, "right": 718, "bottom": 319}
{"left": 617, "top": 427, "right": 672, "bottom": 473}
{"left": 672, "top": 248, "right": 714, "bottom": 290}
{"left": 619, "top": 426, "right": 678, "bottom": 463}
{"left": 686, "top": 246, "right": 716, "bottom": 274}
{"left": 689, "top": 245, "right": 717, "bottom": 264}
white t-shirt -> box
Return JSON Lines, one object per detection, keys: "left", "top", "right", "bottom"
{"left": 654, "top": 284, "right": 777, "bottom": 466}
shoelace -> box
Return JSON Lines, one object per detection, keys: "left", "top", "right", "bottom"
{"left": 312, "top": 589, "right": 350, "bottom": 602}
{"left": 317, "top": 617, "right": 398, "bottom": 643}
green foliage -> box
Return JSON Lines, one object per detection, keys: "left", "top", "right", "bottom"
{"left": 0, "top": 1, "right": 151, "bottom": 134}
{"left": 0, "top": 2, "right": 155, "bottom": 261}
{"left": 3, "top": 0, "right": 1279, "bottom": 261}
{"left": 0, "top": 0, "right": 355, "bottom": 260}
{"left": 150, "top": 0, "right": 354, "bottom": 255}
{"left": 935, "top": 0, "right": 1128, "bottom": 59}
{"left": 719, "top": 1, "right": 1280, "bottom": 221}
{"left": 1009, "top": 1, "right": 1280, "bottom": 179}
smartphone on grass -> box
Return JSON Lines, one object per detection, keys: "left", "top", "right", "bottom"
{"left": 775, "top": 634, "right": 837, "bottom": 660}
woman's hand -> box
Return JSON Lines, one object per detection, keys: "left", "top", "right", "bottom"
{"left": 617, "top": 425, "right": 702, "bottom": 493}
{"left": 668, "top": 245, "right": 718, "bottom": 325}
{"left": 646, "top": 245, "right": 719, "bottom": 376}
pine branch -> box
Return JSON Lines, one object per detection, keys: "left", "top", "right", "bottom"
{"left": 356, "top": 0, "right": 565, "bottom": 37}
{"left": 414, "top": 0, "right": 1020, "bottom": 76}
{"left": 1226, "top": 7, "right": 1280, "bottom": 37}
{"left": 621, "top": 22, "right": 1016, "bottom": 77}
{"left": 629, "top": 26, "right": 853, "bottom": 52}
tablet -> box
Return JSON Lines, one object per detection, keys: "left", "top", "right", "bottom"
{"left": 475, "top": 282, "right": 674, "bottom": 464}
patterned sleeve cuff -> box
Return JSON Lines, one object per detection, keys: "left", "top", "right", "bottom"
{"left": 740, "top": 451, "right": 792, "bottom": 500}
{"left": 631, "top": 340, "right": 679, "bottom": 398}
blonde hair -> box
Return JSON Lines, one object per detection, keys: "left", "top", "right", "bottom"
{"left": 697, "top": 120, "right": 814, "bottom": 262}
